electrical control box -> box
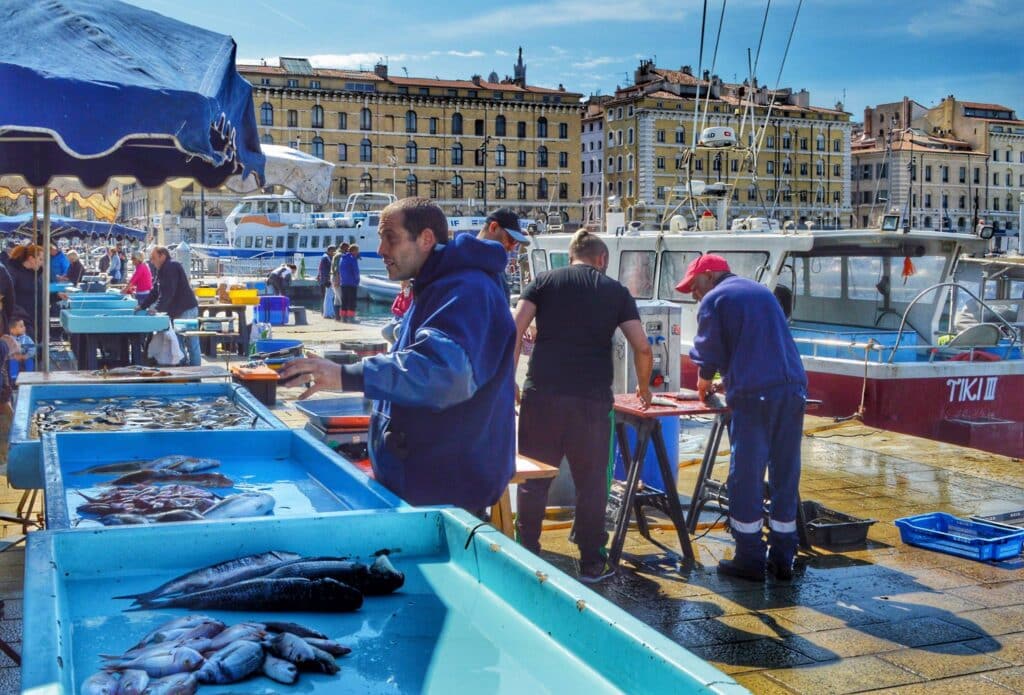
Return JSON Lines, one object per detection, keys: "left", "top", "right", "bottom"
{"left": 612, "top": 300, "right": 682, "bottom": 395}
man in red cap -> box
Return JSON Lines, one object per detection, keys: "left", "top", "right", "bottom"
{"left": 677, "top": 254, "right": 807, "bottom": 581}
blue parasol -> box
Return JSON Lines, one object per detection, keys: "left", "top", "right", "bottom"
{"left": 0, "top": 213, "right": 146, "bottom": 241}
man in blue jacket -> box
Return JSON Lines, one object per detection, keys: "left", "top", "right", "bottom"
{"left": 137, "top": 246, "right": 201, "bottom": 366}
{"left": 677, "top": 255, "right": 806, "bottom": 581}
{"left": 281, "top": 198, "right": 516, "bottom": 512}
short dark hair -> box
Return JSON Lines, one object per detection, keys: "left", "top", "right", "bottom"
{"left": 286, "top": 263, "right": 297, "bottom": 271}
{"left": 568, "top": 229, "right": 607, "bottom": 261}
{"left": 152, "top": 246, "right": 170, "bottom": 261}
{"left": 383, "top": 197, "right": 449, "bottom": 244}
{"left": 326, "top": 245, "right": 336, "bottom": 254}
{"left": 9, "top": 318, "right": 24, "bottom": 327}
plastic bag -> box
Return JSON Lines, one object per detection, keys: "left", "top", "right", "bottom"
{"left": 147, "top": 328, "right": 184, "bottom": 366}
{"left": 323, "top": 287, "right": 335, "bottom": 317}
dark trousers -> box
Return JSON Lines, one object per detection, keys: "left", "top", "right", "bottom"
{"left": 340, "top": 285, "right": 358, "bottom": 313}
{"left": 726, "top": 386, "right": 805, "bottom": 564}
{"left": 516, "top": 390, "right": 612, "bottom": 565}
{"left": 268, "top": 278, "right": 287, "bottom": 297}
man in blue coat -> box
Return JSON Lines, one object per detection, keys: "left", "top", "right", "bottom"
{"left": 281, "top": 198, "right": 516, "bottom": 512}
{"left": 678, "top": 255, "right": 807, "bottom": 581}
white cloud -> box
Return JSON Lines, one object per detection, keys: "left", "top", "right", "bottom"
{"left": 431, "top": 0, "right": 691, "bottom": 37}
{"left": 494, "top": 49, "right": 511, "bottom": 57}
{"left": 571, "top": 56, "right": 622, "bottom": 70}
{"left": 447, "top": 50, "right": 486, "bottom": 58}
{"left": 305, "top": 53, "right": 407, "bottom": 70}
{"left": 907, "top": 0, "right": 1024, "bottom": 36}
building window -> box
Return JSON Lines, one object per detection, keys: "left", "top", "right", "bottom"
{"left": 627, "top": 179, "right": 633, "bottom": 197}
{"left": 360, "top": 107, "right": 372, "bottom": 130}
{"left": 451, "top": 143, "right": 463, "bottom": 165}
{"left": 494, "top": 144, "right": 507, "bottom": 167}
{"left": 429, "top": 147, "right": 438, "bottom": 165}
{"left": 959, "top": 195, "right": 966, "bottom": 208}
{"left": 748, "top": 185, "right": 758, "bottom": 201}
{"left": 474, "top": 119, "right": 485, "bottom": 136}
{"left": 517, "top": 121, "right": 527, "bottom": 138}
{"left": 538, "top": 177, "right": 549, "bottom": 199}
{"left": 800, "top": 163, "right": 808, "bottom": 176}
{"left": 496, "top": 177, "right": 507, "bottom": 199}
{"left": 694, "top": 158, "right": 703, "bottom": 171}
{"left": 312, "top": 137, "right": 324, "bottom": 159}
{"left": 816, "top": 134, "right": 825, "bottom": 151}
{"left": 925, "top": 193, "right": 932, "bottom": 207}
{"left": 783, "top": 159, "right": 792, "bottom": 175}
{"left": 537, "top": 117, "right": 548, "bottom": 138}
{"left": 338, "top": 178, "right": 348, "bottom": 195}
{"left": 974, "top": 168, "right": 980, "bottom": 184}
{"left": 656, "top": 185, "right": 666, "bottom": 199}
{"left": 1006, "top": 173, "right": 1012, "bottom": 187}
{"left": 766, "top": 161, "right": 775, "bottom": 174}
{"left": 616, "top": 155, "right": 623, "bottom": 172}
{"left": 447, "top": 88, "right": 458, "bottom": 97}
{"left": 878, "top": 162, "right": 888, "bottom": 178}
{"left": 799, "top": 137, "right": 808, "bottom": 150}
{"left": 923, "top": 216, "right": 932, "bottom": 228}
{"left": 559, "top": 122, "right": 568, "bottom": 139}
{"left": 959, "top": 166, "right": 966, "bottom": 183}
{"left": 782, "top": 134, "right": 792, "bottom": 149}
{"left": 452, "top": 113, "right": 463, "bottom": 135}
{"left": 942, "top": 194, "right": 949, "bottom": 208}
{"left": 518, "top": 150, "right": 527, "bottom": 167}
{"left": 405, "top": 141, "right": 417, "bottom": 164}
{"left": 833, "top": 164, "right": 841, "bottom": 177}
{"left": 656, "top": 130, "right": 666, "bottom": 143}
{"left": 558, "top": 151, "right": 568, "bottom": 167}
{"left": 994, "top": 198, "right": 1001, "bottom": 211}
{"left": 730, "top": 159, "right": 738, "bottom": 173}
{"left": 406, "top": 174, "right": 417, "bottom": 197}
{"left": 337, "top": 143, "right": 347, "bottom": 161}
{"left": 993, "top": 149, "right": 999, "bottom": 162}
{"left": 712, "top": 156, "right": 721, "bottom": 172}
{"left": 675, "top": 129, "right": 685, "bottom": 144}
{"left": 312, "top": 105, "right": 324, "bottom": 128}
{"left": 559, "top": 182, "right": 568, "bottom": 199}
{"left": 338, "top": 112, "right": 348, "bottom": 129}
{"left": 941, "top": 165, "right": 949, "bottom": 182}
{"left": 451, "top": 174, "right": 463, "bottom": 198}
{"left": 476, "top": 181, "right": 485, "bottom": 198}
{"left": 429, "top": 117, "right": 438, "bottom": 135}
{"left": 994, "top": 172, "right": 1000, "bottom": 185}
{"left": 495, "top": 115, "right": 506, "bottom": 137}
{"left": 925, "top": 165, "right": 932, "bottom": 182}
{"left": 360, "top": 138, "right": 372, "bottom": 162}
{"left": 260, "top": 102, "right": 273, "bottom": 126}
{"left": 816, "top": 161, "right": 824, "bottom": 176}
{"left": 260, "top": 133, "right": 273, "bottom": 145}
{"left": 832, "top": 139, "right": 841, "bottom": 152}
{"left": 537, "top": 146, "right": 548, "bottom": 167}
{"left": 517, "top": 181, "right": 527, "bottom": 200}
{"left": 832, "top": 190, "right": 840, "bottom": 203}
{"left": 287, "top": 78, "right": 298, "bottom": 88}
{"left": 287, "top": 110, "right": 298, "bottom": 127}
{"left": 657, "top": 156, "right": 666, "bottom": 170}
{"left": 405, "top": 110, "right": 417, "bottom": 133}
{"left": 627, "top": 127, "right": 634, "bottom": 145}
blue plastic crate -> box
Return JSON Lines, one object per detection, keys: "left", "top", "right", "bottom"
{"left": 895, "top": 512, "right": 1024, "bottom": 562}
{"left": 256, "top": 295, "right": 290, "bottom": 325}
{"left": 254, "top": 338, "right": 303, "bottom": 356}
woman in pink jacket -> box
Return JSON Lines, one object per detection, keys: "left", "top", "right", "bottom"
{"left": 123, "top": 250, "right": 154, "bottom": 305}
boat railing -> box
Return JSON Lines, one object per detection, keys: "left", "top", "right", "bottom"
{"left": 888, "top": 282, "right": 1022, "bottom": 364}
{"left": 791, "top": 336, "right": 1019, "bottom": 362}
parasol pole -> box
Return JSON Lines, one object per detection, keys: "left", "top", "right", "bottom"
{"left": 42, "top": 188, "right": 51, "bottom": 372}
{"left": 31, "top": 189, "right": 38, "bottom": 241}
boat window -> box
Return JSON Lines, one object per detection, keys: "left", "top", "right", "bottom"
{"left": 310, "top": 235, "right": 320, "bottom": 248}
{"left": 847, "top": 258, "right": 884, "bottom": 300}
{"left": 549, "top": 252, "right": 569, "bottom": 269}
{"left": 254, "top": 236, "right": 264, "bottom": 248}
{"left": 299, "top": 236, "right": 308, "bottom": 249}
{"left": 238, "top": 202, "right": 253, "bottom": 214}
{"left": 369, "top": 215, "right": 379, "bottom": 226}
{"left": 266, "top": 202, "right": 278, "bottom": 214}
{"left": 887, "top": 256, "right": 945, "bottom": 303}
{"left": 1011, "top": 280, "right": 1024, "bottom": 299}
{"left": 256, "top": 201, "right": 267, "bottom": 214}
{"left": 657, "top": 251, "right": 701, "bottom": 303}
{"left": 618, "top": 251, "right": 656, "bottom": 299}
{"left": 808, "top": 257, "right": 842, "bottom": 298}
{"left": 275, "top": 237, "right": 285, "bottom": 249}
{"left": 348, "top": 235, "right": 356, "bottom": 244}
{"left": 264, "top": 236, "right": 273, "bottom": 249}
{"left": 709, "top": 251, "right": 770, "bottom": 281}
{"left": 531, "top": 250, "right": 549, "bottom": 275}
{"left": 243, "top": 236, "right": 253, "bottom": 249}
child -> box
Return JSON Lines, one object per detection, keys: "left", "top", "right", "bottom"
{"left": 7, "top": 318, "right": 35, "bottom": 361}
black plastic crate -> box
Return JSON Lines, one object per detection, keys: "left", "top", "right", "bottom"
{"left": 801, "top": 500, "right": 876, "bottom": 547}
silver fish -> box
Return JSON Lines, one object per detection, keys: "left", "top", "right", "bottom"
{"left": 261, "top": 652, "right": 299, "bottom": 684}
{"left": 118, "top": 669, "right": 150, "bottom": 695}
{"left": 263, "top": 621, "right": 327, "bottom": 640}
{"left": 115, "top": 551, "right": 301, "bottom": 604}
{"left": 266, "top": 631, "right": 315, "bottom": 664}
{"left": 169, "top": 458, "right": 220, "bottom": 473}
{"left": 195, "top": 640, "right": 264, "bottom": 684}
{"left": 131, "top": 616, "right": 219, "bottom": 649}
{"left": 81, "top": 671, "right": 120, "bottom": 695}
{"left": 200, "top": 492, "right": 275, "bottom": 520}
{"left": 304, "top": 637, "right": 352, "bottom": 657}
{"left": 205, "top": 622, "right": 267, "bottom": 651}
{"left": 105, "top": 647, "right": 204, "bottom": 678}
{"left": 140, "top": 673, "right": 198, "bottom": 695}
{"left": 300, "top": 644, "right": 340, "bottom": 675}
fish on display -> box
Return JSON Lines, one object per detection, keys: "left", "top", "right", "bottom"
{"left": 135, "top": 672, "right": 198, "bottom": 695}
{"left": 115, "top": 551, "right": 301, "bottom": 604}
{"left": 116, "top": 669, "right": 149, "bottom": 695}
{"left": 201, "top": 492, "right": 275, "bottom": 519}
{"left": 137, "top": 576, "right": 364, "bottom": 613}
{"left": 103, "top": 646, "right": 204, "bottom": 678}
{"left": 75, "top": 484, "right": 222, "bottom": 525}
{"left": 109, "top": 470, "right": 234, "bottom": 488}
{"left": 260, "top": 652, "right": 298, "bottom": 684}
{"left": 81, "top": 671, "right": 120, "bottom": 695}
{"left": 194, "top": 640, "right": 264, "bottom": 684}
{"left": 30, "top": 396, "right": 260, "bottom": 437}
{"left": 262, "top": 553, "right": 405, "bottom": 595}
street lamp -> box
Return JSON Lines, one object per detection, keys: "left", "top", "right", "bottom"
{"left": 477, "top": 135, "right": 492, "bottom": 213}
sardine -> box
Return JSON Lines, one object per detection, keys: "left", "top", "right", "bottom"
{"left": 201, "top": 492, "right": 275, "bottom": 519}
{"left": 104, "top": 646, "right": 204, "bottom": 678}
{"left": 263, "top": 621, "right": 327, "bottom": 640}
{"left": 304, "top": 637, "right": 352, "bottom": 657}
{"left": 194, "top": 640, "right": 264, "bottom": 684}
{"left": 118, "top": 669, "right": 150, "bottom": 695}
{"left": 115, "top": 551, "right": 300, "bottom": 603}
{"left": 81, "top": 671, "right": 120, "bottom": 695}
{"left": 266, "top": 631, "right": 316, "bottom": 664}
{"left": 261, "top": 652, "right": 298, "bottom": 684}
{"left": 141, "top": 577, "right": 364, "bottom": 612}
{"left": 139, "top": 672, "right": 198, "bottom": 695}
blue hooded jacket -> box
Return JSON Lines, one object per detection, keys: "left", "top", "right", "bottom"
{"left": 339, "top": 253, "right": 360, "bottom": 287}
{"left": 348, "top": 234, "right": 516, "bottom": 509}
{"left": 689, "top": 274, "right": 806, "bottom": 401}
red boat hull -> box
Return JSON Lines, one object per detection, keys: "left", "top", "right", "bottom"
{"left": 681, "top": 358, "right": 1024, "bottom": 459}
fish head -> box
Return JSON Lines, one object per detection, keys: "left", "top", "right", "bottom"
{"left": 81, "top": 671, "right": 120, "bottom": 695}
{"left": 172, "top": 647, "right": 204, "bottom": 671}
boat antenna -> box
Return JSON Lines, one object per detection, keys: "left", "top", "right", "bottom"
{"left": 761, "top": 0, "right": 804, "bottom": 221}
{"left": 690, "top": 0, "right": 710, "bottom": 155}
{"left": 698, "top": 0, "right": 728, "bottom": 135}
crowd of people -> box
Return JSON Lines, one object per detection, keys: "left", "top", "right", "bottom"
{"left": 314, "top": 243, "right": 362, "bottom": 323}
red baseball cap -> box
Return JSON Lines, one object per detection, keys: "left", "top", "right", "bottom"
{"left": 676, "top": 254, "right": 731, "bottom": 294}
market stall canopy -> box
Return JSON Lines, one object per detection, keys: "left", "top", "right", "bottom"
{"left": 222, "top": 145, "right": 335, "bottom": 205}
{"left": 0, "top": 0, "right": 266, "bottom": 189}
{"left": 0, "top": 175, "right": 121, "bottom": 222}
{"left": 0, "top": 213, "right": 145, "bottom": 240}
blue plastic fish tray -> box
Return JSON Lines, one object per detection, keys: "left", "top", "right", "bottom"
{"left": 43, "top": 429, "right": 404, "bottom": 530}
{"left": 22, "top": 508, "right": 744, "bottom": 694}
{"left": 895, "top": 512, "right": 1024, "bottom": 562}
{"left": 60, "top": 310, "right": 169, "bottom": 334}
{"left": 9, "top": 382, "right": 286, "bottom": 489}
{"left": 66, "top": 296, "right": 137, "bottom": 310}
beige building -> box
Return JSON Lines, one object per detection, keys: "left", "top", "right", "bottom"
{"left": 601, "top": 61, "right": 853, "bottom": 228}
{"left": 236, "top": 52, "right": 583, "bottom": 224}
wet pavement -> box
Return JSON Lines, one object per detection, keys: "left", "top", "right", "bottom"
{"left": 539, "top": 419, "right": 1024, "bottom": 693}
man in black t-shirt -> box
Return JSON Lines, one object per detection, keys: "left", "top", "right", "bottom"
{"left": 513, "top": 230, "right": 653, "bottom": 583}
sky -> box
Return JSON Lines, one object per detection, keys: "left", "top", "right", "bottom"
{"left": 132, "top": 0, "right": 1024, "bottom": 119}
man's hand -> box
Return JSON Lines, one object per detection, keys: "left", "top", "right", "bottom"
{"left": 279, "top": 357, "right": 343, "bottom": 400}
{"left": 635, "top": 385, "right": 652, "bottom": 409}
{"left": 697, "top": 376, "right": 714, "bottom": 402}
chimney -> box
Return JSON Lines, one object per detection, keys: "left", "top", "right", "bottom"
{"left": 864, "top": 107, "right": 873, "bottom": 136}
{"left": 374, "top": 63, "right": 388, "bottom": 79}
{"left": 471, "top": 74, "right": 482, "bottom": 86}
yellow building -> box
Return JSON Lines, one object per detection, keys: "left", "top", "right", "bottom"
{"left": 602, "top": 61, "right": 853, "bottom": 228}
{"left": 237, "top": 52, "right": 583, "bottom": 224}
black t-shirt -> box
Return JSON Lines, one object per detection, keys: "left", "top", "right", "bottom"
{"left": 522, "top": 263, "right": 640, "bottom": 402}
